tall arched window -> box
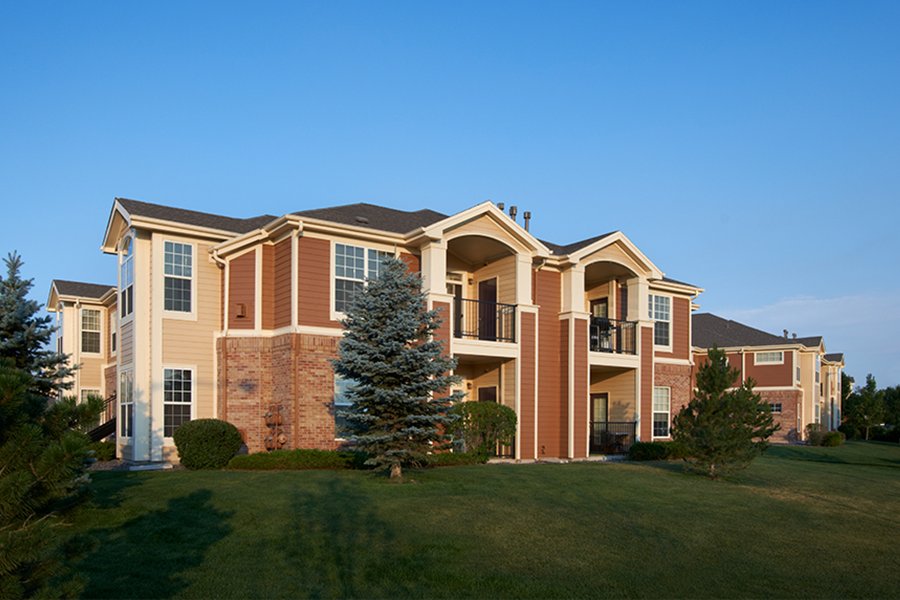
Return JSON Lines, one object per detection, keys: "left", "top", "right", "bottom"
{"left": 120, "top": 236, "right": 134, "bottom": 318}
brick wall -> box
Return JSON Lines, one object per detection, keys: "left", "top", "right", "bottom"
{"left": 216, "top": 332, "right": 344, "bottom": 454}
{"left": 655, "top": 363, "right": 692, "bottom": 439}
{"left": 759, "top": 389, "right": 802, "bottom": 443}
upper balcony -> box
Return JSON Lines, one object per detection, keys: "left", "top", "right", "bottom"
{"left": 453, "top": 297, "right": 516, "bottom": 343}
{"left": 589, "top": 317, "right": 636, "bottom": 354}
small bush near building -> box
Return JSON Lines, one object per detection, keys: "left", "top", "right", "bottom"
{"left": 806, "top": 423, "right": 826, "bottom": 446}
{"left": 628, "top": 441, "right": 687, "bottom": 461}
{"left": 822, "top": 431, "right": 845, "bottom": 447}
{"left": 447, "top": 402, "right": 517, "bottom": 462}
{"left": 227, "top": 448, "right": 369, "bottom": 470}
{"left": 838, "top": 423, "right": 859, "bottom": 440}
{"left": 88, "top": 441, "right": 116, "bottom": 462}
{"left": 173, "top": 419, "right": 243, "bottom": 470}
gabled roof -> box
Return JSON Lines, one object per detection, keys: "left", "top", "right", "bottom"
{"left": 117, "top": 198, "right": 277, "bottom": 235}
{"left": 692, "top": 313, "right": 790, "bottom": 348}
{"left": 793, "top": 336, "right": 823, "bottom": 348}
{"left": 661, "top": 276, "right": 698, "bottom": 288}
{"left": 52, "top": 280, "right": 115, "bottom": 299}
{"left": 824, "top": 353, "right": 844, "bottom": 362}
{"left": 293, "top": 203, "right": 448, "bottom": 235}
{"left": 540, "top": 232, "right": 616, "bottom": 256}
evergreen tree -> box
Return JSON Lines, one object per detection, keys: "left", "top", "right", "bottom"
{"left": 332, "top": 256, "right": 464, "bottom": 482}
{"left": 845, "top": 374, "right": 884, "bottom": 440}
{"left": 883, "top": 385, "right": 900, "bottom": 429}
{"left": 672, "top": 345, "right": 779, "bottom": 478}
{"left": 0, "top": 358, "right": 102, "bottom": 598}
{"left": 0, "top": 252, "right": 74, "bottom": 396}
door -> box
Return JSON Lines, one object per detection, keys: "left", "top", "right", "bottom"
{"left": 478, "top": 279, "right": 497, "bottom": 340}
{"left": 589, "top": 393, "right": 609, "bottom": 453}
{"left": 590, "top": 298, "right": 610, "bottom": 350}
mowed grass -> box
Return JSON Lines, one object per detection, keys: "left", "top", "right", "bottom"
{"left": 68, "top": 441, "right": 900, "bottom": 599}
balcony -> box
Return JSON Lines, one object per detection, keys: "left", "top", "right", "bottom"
{"left": 589, "top": 317, "right": 636, "bottom": 355}
{"left": 453, "top": 298, "right": 516, "bottom": 343}
{"left": 589, "top": 421, "right": 637, "bottom": 455}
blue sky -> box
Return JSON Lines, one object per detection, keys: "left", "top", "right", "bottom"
{"left": 2, "top": 1, "right": 898, "bottom": 386}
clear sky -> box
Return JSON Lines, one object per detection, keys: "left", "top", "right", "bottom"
{"left": 2, "top": 1, "right": 898, "bottom": 386}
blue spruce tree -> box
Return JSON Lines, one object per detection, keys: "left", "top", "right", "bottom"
{"left": 332, "top": 256, "right": 464, "bottom": 481}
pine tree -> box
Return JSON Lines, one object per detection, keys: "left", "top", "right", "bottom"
{"left": 0, "top": 252, "right": 74, "bottom": 396}
{"left": 332, "top": 256, "right": 464, "bottom": 482}
{"left": 0, "top": 359, "right": 102, "bottom": 598}
{"left": 845, "top": 374, "right": 884, "bottom": 440}
{"left": 672, "top": 345, "right": 779, "bottom": 478}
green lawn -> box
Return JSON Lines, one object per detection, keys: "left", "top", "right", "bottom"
{"left": 68, "top": 441, "right": 900, "bottom": 599}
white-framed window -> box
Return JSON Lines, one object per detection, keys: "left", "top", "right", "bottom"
{"left": 652, "top": 387, "right": 671, "bottom": 438}
{"left": 119, "top": 370, "right": 133, "bottom": 438}
{"left": 57, "top": 307, "right": 64, "bottom": 354}
{"left": 769, "top": 403, "right": 783, "bottom": 414}
{"left": 815, "top": 356, "right": 820, "bottom": 384}
{"left": 796, "top": 366, "right": 801, "bottom": 383}
{"left": 80, "top": 388, "right": 101, "bottom": 402}
{"left": 81, "top": 308, "right": 101, "bottom": 354}
{"left": 334, "top": 243, "right": 391, "bottom": 313}
{"left": 755, "top": 351, "right": 783, "bottom": 365}
{"left": 109, "top": 311, "right": 117, "bottom": 354}
{"left": 163, "top": 368, "right": 193, "bottom": 437}
{"left": 648, "top": 294, "right": 671, "bottom": 348}
{"left": 120, "top": 237, "right": 134, "bottom": 319}
{"left": 334, "top": 375, "right": 355, "bottom": 439}
{"left": 164, "top": 241, "right": 193, "bottom": 313}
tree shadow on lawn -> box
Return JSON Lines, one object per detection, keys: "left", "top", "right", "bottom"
{"left": 85, "top": 472, "right": 150, "bottom": 510}
{"left": 283, "top": 475, "right": 435, "bottom": 598}
{"left": 81, "top": 488, "right": 233, "bottom": 599}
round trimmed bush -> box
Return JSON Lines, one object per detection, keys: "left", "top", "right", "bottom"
{"left": 823, "top": 431, "right": 845, "bottom": 447}
{"left": 173, "top": 419, "right": 242, "bottom": 470}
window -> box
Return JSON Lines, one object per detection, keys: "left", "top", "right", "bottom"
{"left": 648, "top": 294, "right": 671, "bottom": 347}
{"left": 815, "top": 356, "right": 820, "bottom": 383}
{"left": 163, "top": 368, "right": 192, "bottom": 437}
{"left": 652, "top": 387, "right": 670, "bottom": 438}
{"left": 81, "top": 309, "right": 101, "bottom": 353}
{"left": 755, "top": 351, "right": 783, "bottom": 364}
{"left": 81, "top": 389, "right": 101, "bottom": 402}
{"left": 334, "top": 244, "right": 390, "bottom": 313}
{"left": 119, "top": 370, "right": 133, "bottom": 438}
{"left": 164, "top": 241, "right": 192, "bottom": 312}
{"left": 334, "top": 375, "right": 355, "bottom": 438}
{"left": 120, "top": 238, "right": 134, "bottom": 318}
{"left": 796, "top": 366, "right": 801, "bottom": 382}
{"left": 769, "top": 403, "right": 783, "bottom": 414}
{"left": 57, "top": 308, "right": 63, "bottom": 354}
{"left": 109, "top": 312, "right": 117, "bottom": 353}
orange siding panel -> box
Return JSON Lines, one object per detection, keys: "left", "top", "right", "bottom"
{"left": 535, "top": 270, "right": 561, "bottom": 459}
{"left": 401, "top": 252, "right": 420, "bottom": 273}
{"left": 228, "top": 251, "right": 255, "bottom": 329}
{"left": 297, "top": 237, "right": 340, "bottom": 328}
{"left": 746, "top": 352, "right": 793, "bottom": 387}
{"left": 655, "top": 296, "right": 690, "bottom": 360}
{"left": 274, "top": 238, "right": 292, "bottom": 329}
{"left": 640, "top": 326, "right": 654, "bottom": 441}
{"left": 261, "top": 245, "right": 275, "bottom": 330}
{"left": 519, "top": 311, "right": 536, "bottom": 460}
{"left": 573, "top": 317, "right": 589, "bottom": 458}
{"left": 559, "top": 321, "right": 570, "bottom": 457}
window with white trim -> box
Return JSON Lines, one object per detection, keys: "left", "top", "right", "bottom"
{"left": 109, "top": 311, "right": 117, "bottom": 353}
{"left": 755, "top": 351, "right": 783, "bottom": 364}
{"left": 81, "top": 309, "right": 101, "bottom": 354}
{"left": 81, "top": 389, "right": 101, "bottom": 402}
{"left": 769, "top": 403, "right": 782, "bottom": 414}
{"left": 334, "top": 244, "right": 390, "bottom": 313}
{"left": 648, "top": 294, "right": 671, "bottom": 347}
{"left": 652, "top": 387, "right": 671, "bottom": 438}
{"left": 815, "top": 356, "right": 820, "bottom": 384}
{"left": 164, "top": 241, "right": 192, "bottom": 312}
{"left": 796, "top": 366, "right": 801, "bottom": 382}
{"left": 119, "top": 370, "right": 133, "bottom": 438}
{"left": 120, "top": 238, "right": 134, "bottom": 318}
{"left": 164, "top": 368, "right": 192, "bottom": 437}
{"left": 334, "top": 375, "right": 356, "bottom": 438}
{"left": 57, "top": 308, "right": 64, "bottom": 354}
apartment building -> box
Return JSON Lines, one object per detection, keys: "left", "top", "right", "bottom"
{"left": 54, "top": 197, "right": 704, "bottom": 462}
{"left": 691, "top": 313, "right": 845, "bottom": 442}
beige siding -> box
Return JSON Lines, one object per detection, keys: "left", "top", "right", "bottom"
{"left": 471, "top": 254, "right": 517, "bottom": 305}
{"left": 161, "top": 243, "right": 220, "bottom": 421}
{"left": 582, "top": 242, "right": 644, "bottom": 276}
{"left": 502, "top": 359, "right": 516, "bottom": 409}
{"left": 590, "top": 369, "right": 636, "bottom": 421}
{"left": 446, "top": 215, "right": 530, "bottom": 253}
{"left": 120, "top": 320, "right": 134, "bottom": 365}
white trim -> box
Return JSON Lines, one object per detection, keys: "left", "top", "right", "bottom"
{"left": 161, "top": 364, "right": 197, "bottom": 442}
{"left": 652, "top": 386, "right": 671, "bottom": 440}
{"left": 754, "top": 351, "right": 784, "bottom": 365}
{"left": 160, "top": 238, "right": 198, "bottom": 322}
{"left": 80, "top": 307, "right": 103, "bottom": 357}
{"left": 648, "top": 293, "right": 673, "bottom": 352}
{"left": 653, "top": 356, "right": 692, "bottom": 366}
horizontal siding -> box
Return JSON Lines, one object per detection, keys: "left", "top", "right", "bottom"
{"left": 262, "top": 244, "right": 275, "bottom": 330}
{"left": 274, "top": 238, "right": 292, "bottom": 328}
{"left": 228, "top": 251, "right": 256, "bottom": 330}
{"left": 535, "top": 270, "right": 561, "bottom": 458}
{"left": 120, "top": 320, "right": 134, "bottom": 365}
{"left": 655, "top": 296, "right": 690, "bottom": 360}
{"left": 297, "top": 236, "right": 339, "bottom": 328}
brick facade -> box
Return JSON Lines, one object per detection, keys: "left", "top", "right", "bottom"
{"left": 758, "top": 389, "right": 802, "bottom": 443}
{"left": 654, "top": 362, "right": 693, "bottom": 435}
{"left": 217, "top": 333, "right": 344, "bottom": 454}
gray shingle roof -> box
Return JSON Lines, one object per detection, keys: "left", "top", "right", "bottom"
{"left": 692, "top": 313, "right": 790, "bottom": 348}
{"left": 824, "top": 353, "right": 844, "bottom": 362}
{"left": 660, "top": 276, "right": 698, "bottom": 288}
{"left": 117, "top": 198, "right": 277, "bottom": 235}
{"left": 292, "top": 203, "right": 448, "bottom": 234}
{"left": 793, "top": 336, "right": 823, "bottom": 348}
{"left": 52, "top": 280, "right": 115, "bottom": 299}
{"left": 539, "top": 232, "right": 616, "bottom": 256}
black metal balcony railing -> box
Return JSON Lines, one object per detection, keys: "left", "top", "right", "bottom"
{"left": 453, "top": 298, "right": 516, "bottom": 343}
{"left": 589, "top": 317, "right": 637, "bottom": 355}
{"left": 589, "top": 421, "right": 637, "bottom": 455}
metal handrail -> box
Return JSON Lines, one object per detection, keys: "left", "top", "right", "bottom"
{"left": 453, "top": 298, "right": 517, "bottom": 343}
{"left": 589, "top": 317, "right": 637, "bottom": 355}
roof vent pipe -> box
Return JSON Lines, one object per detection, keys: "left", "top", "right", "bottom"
{"left": 784, "top": 329, "right": 789, "bottom": 339}
{"left": 509, "top": 205, "right": 517, "bottom": 221}
{"left": 523, "top": 211, "right": 531, "bottom": 232}
{"left": 496, "top": 202, "right": 504, "bottom": 211}
{"left": 793, "top": 333, "right": 797, "bottom": 339}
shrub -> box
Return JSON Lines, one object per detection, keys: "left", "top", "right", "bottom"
{"left": 872, "top": 427, "right": 900, "bottom": 443}
{"left": 173, "top": 419, "right": 242, "bottom": 470}
{"left": 88, "top": 441, "right": 116, "bottom": 462}
{"left": 447, "top": 402, "right": 517, "bottom": 462}
{"left": 838, "top": 423, "right": 859, "bottom": 440}
{"left": 823, "top": 431, "right": 845, "bottom": 447}
{"left": 805, "top": 423, "right": 826, "bottom": 446}
{"left": 227, "top": 448, "right": 369, "bottom": 470}
{"left": 430, "top": 451, "right": 486, "bottom": 467}
{"left": 628, "top": 441, "right": 689, "bottom": 461}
